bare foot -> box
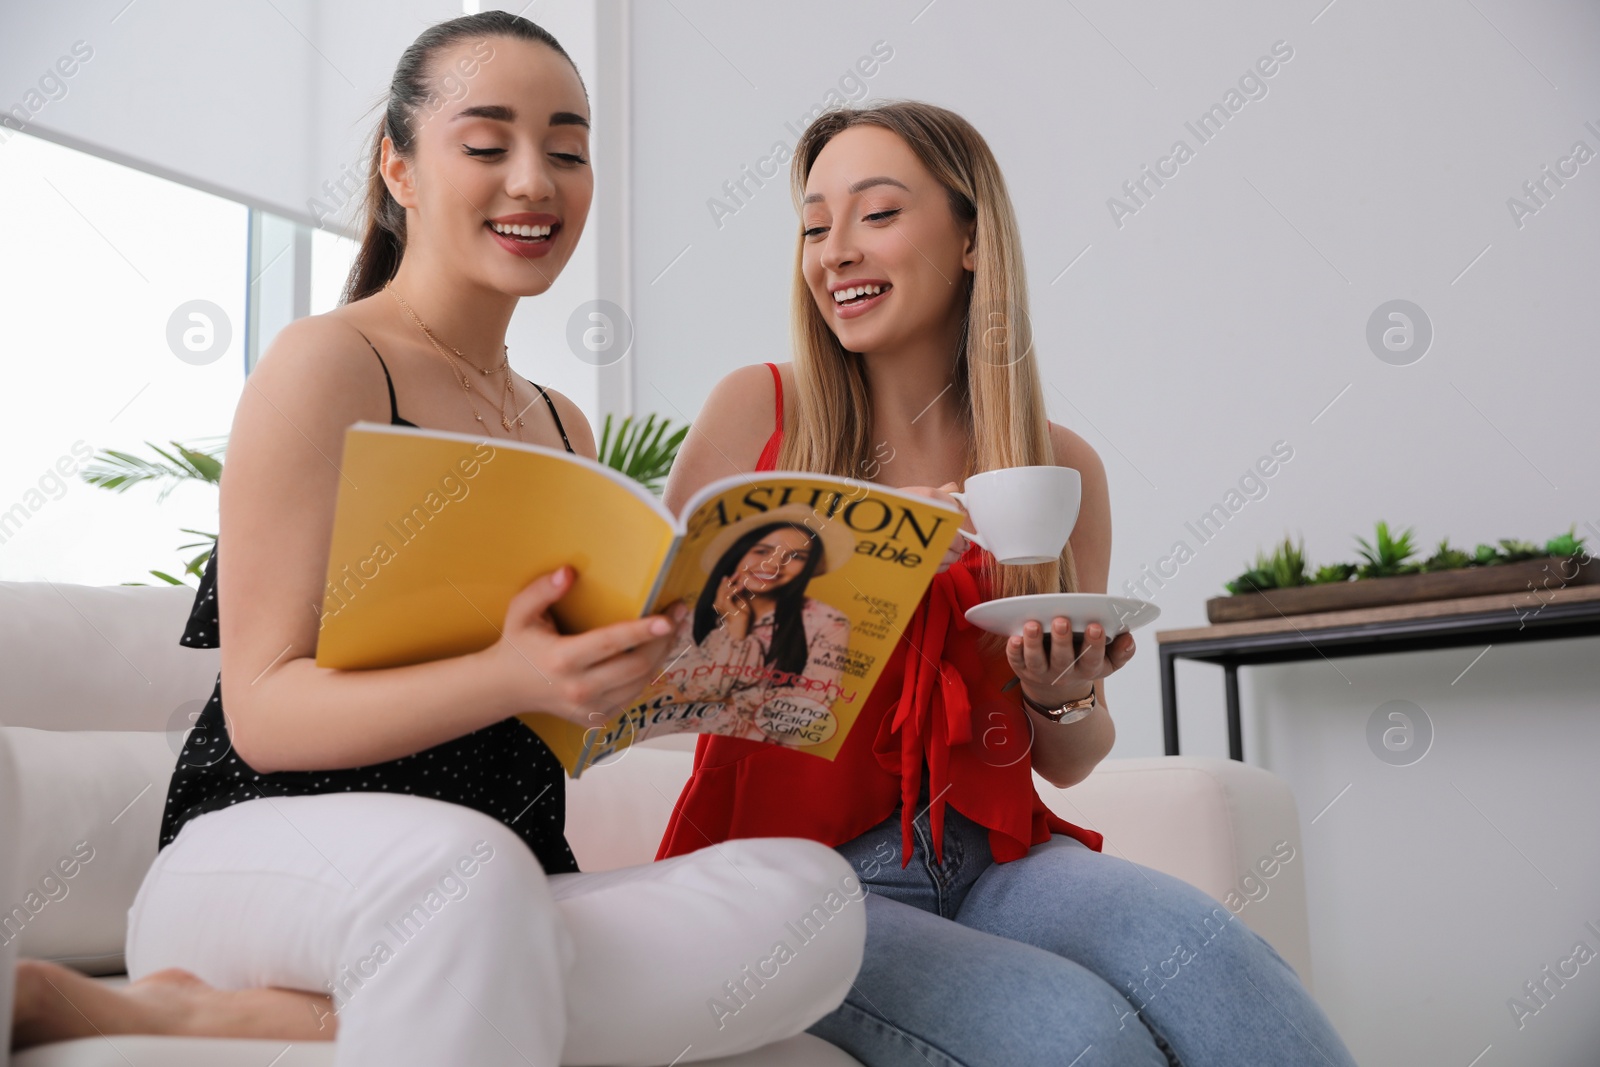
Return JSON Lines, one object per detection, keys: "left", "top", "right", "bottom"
{"left": 12, "top": 959, "right": 337, "bottom": 1050}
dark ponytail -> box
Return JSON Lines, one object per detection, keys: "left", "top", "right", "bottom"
{"left": 341, "top": 11, "right": 584, "bottom": 305}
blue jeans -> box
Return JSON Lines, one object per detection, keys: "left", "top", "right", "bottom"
{"left": 805, "top": 781, "right": 1358, "bottom": 1067}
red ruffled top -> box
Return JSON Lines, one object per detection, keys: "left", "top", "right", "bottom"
{"left": 656, "top": 363, "right": 1103, "bottom": 868}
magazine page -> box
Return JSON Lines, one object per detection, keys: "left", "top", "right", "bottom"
{"left": 315, "top": 422, "right": 677, "bottom": 671}
{"left": 554, "top": 473, "right": 966, "bottom": 775}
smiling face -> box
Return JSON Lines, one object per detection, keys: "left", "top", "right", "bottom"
{"left": 384, "top": 35, "right": 592, "bottom": 297}
{"left": 800, "top": 124, "right": 976, "bottom": 356}
{"left": 735, "top": 527, "right": 816, "bottom": 593}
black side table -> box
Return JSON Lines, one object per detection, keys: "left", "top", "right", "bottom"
{"left": 1156, "top": 584, "right": 1600, "bottom": 761}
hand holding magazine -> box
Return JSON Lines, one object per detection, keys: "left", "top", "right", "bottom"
{"left": 314, "top": 422, "right": 966, "bottom": 776}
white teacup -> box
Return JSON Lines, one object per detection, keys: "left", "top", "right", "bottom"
{"left": 949, "top": 466, "right": 1081, "bottom": 566}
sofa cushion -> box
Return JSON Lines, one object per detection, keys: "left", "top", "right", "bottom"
{"left": 564, "top": 742, "right": 696, "bottom": 872}
{"left": 1040, "top": 756, "right": 1314, "bottom": 989}
{"left": 1, "top": 728, "right": 177, "bottom": 974}
{"left": 0, "top": 581, "right": 217, "bottom": 733}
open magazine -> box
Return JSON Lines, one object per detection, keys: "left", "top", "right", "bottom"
{"left": 313, "top": 422, "right": 966, "bottom": 777}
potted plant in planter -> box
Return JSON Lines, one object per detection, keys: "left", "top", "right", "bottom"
{"left": 1208, "top": 521, "right": 1594, "bottom": 623}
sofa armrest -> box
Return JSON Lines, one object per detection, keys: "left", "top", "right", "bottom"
{"left": 1, "top": 724, "right": 18, "bottom": 1056}
{"left": 0, "top": 728, "right": 177, "bottom": 976}
{"left": 1035, "top": 756, "right": 1314, "bottom": 990}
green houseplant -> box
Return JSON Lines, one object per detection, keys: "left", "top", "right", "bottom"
{"left": 596, "top": 413, "right": 689, "bottom": 496}
{"left": 80, "top": 438, "right": 226, "bottom": 586}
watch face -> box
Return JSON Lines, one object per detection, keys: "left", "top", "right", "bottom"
{"left": 1055, "top": 706, "right": 1092, "bottom": 724}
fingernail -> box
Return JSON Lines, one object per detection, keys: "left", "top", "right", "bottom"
{"left": 651, "top": 617, "right": 672, "bottom": 635}
{"left": 552, "top": 567, "right": 569, "bottom": 588}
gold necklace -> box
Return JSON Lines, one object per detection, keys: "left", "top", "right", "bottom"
{"left": 403, "top": 308, "right": 508, "bottom": 376}
{"left": 385, "top": 281, "right": 524, "bottom": 437}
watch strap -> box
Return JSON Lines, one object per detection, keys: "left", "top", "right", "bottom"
{"left": 1020, "top": 684, "right": 1096, "bottom": 723}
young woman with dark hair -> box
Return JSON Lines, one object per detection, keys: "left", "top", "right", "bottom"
{"left": 9, "top": 14, "right": 863, "bottom": 1065}
{"left": 658, "top": 101, "right": 1360, "bottom": 1067}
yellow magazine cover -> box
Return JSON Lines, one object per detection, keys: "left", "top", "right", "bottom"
{"left": 313, "top": 422, "right": 676, "bottom": 666}
{"left": 559, "top": 473, "right": 966, "bottom": 773}
{"left": 315, "top": 422, "right": 965, "bottom": 777}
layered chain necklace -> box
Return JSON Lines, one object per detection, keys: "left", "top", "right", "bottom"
{"left": 385, "top": 280, "right": 524, "bottom": 438}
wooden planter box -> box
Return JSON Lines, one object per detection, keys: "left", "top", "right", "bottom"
{"left": 1205, "top": 555, "right": 1598, "bottom": 623}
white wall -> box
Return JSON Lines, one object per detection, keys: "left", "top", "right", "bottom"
{"left": 622, "top": 2, "right": 1600, "bottom": 1064}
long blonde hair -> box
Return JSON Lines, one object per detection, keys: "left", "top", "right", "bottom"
{"left": 780, "top": 100, "right": 1079, "bottom": 604}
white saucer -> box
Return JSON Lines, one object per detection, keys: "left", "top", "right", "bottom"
{"left": 964, "top": 593, "right": 1160, "bottom": 637}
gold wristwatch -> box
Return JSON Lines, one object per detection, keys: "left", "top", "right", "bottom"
{"left": 1020, "top": 684, "right": 1097, "bottom": 724}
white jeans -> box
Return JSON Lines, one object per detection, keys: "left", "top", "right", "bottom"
{"left": 126, "top": 792, "right": 866, "bottom": 1066}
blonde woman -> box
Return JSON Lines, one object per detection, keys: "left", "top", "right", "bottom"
{"left": 658, "top": 102, "right": 1358, "bottom": 1067}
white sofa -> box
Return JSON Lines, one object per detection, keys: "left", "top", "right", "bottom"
{"left": 1, "top": 581, "right": 1317, "bottom": 1066}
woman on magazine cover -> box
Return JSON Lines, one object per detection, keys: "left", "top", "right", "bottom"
{"left": 661, "top": 505, "right": 851, "bottom": 743}
{"left": 656, "top": 101, "right": 1361, "bottom": 1067}
{"left": 9, "top": 14, "right": 863, "bottom": 1065}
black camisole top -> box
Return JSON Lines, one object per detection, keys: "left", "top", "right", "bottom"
{"left": 159, "top": 331, "right": 581, "bottom": 873}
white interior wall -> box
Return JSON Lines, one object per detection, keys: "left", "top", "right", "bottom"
{"left": 622, "top": 2, "right": 1600, "bottom": 1064}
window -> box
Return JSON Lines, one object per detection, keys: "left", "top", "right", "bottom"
{"left": 0, "top": 130, "right": 356, "bottom": 585}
